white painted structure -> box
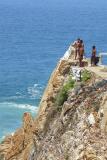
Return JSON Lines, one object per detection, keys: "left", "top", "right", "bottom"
{"left": 72, "top": 67, "right": 81, "bottom": 81}
{"left": 99, "top": 52, "right": 107, "bottom": 65}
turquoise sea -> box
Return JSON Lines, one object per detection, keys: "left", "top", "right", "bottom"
{"left": 0, "top": 0, "right": 107, "bottom": 140}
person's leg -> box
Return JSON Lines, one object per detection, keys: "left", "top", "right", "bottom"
{"left": 79, "top": 57, "right": 82, "bottom": 67}
{"left": 91, "top": 56, "right": 93, "bottom": 66}
{"left": 93, "top": 56, "right": 96, "bottom": 66}
{"left": 95, "top": 57, "right": 99, "bottom": 66}
{"left": 75, "top": 50, "right": 77, "bottom": 60}
{"left": 80, "top": 54, "right": 83, "bottom": 67}
{"left": 81, "top": 56, "right": 83, "bottom": 67}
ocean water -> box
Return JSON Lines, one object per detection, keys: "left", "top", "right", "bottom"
{"left": 0, "top": 0, "right": 107, "bottom": 140}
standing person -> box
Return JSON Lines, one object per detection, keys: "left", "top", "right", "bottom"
{"left": 91, "top": 46, "right": 96, "bottom": 66}
{"left": 72, "top": 38, "right": 80, "bottom": 60}
{"left": 79, "top": 40, "right": 84, "bottom": 67}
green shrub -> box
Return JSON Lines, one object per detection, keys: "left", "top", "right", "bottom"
{"left": 81, "top": 70, "right": 91, "bottom": 82}
{"left": 56, "top": 78, "right": 75, "bottom": 106}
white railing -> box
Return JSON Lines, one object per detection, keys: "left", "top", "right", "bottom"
{"left": 99, "top": 53, "right": 107, "bottom": 65}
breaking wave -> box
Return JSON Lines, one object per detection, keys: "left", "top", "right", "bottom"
{"left": 27, "top": 83, "right": 43, "bottom": 99}
{"left": 0, "top": 102, "right": 38, "bottom": 113}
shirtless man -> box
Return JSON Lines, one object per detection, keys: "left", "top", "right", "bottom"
{"left": 79, "top": 40, "right": 84, "bottom": 67}
{"left": 72, "top": 38, "right": 80, "bottom": 60}
{"left": 91, "top": 46, "right": 96, "bottom": 66}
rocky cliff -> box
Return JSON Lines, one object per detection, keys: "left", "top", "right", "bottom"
{"left": 0, "top": 44, "right": 107, "bottom": 160}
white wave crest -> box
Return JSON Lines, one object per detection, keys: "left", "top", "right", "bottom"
{"left": 27, "top": 83, "right": 42, "bottom": 99}
{"left": 14, "top": 103, "right": 37, "bottom": 112}
{"left": 0, "top": 102, "right": 38, "bottom": 112}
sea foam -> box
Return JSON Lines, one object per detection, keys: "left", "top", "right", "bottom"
{"left": 0, "top": 102, "right": 38, "bottom": 113}
{"left": 27, "top": 83, "right": 43, "bottom": 99}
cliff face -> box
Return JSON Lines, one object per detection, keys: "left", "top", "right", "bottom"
{"left": 0, "top": 45, "right": 107, "bottom": 160}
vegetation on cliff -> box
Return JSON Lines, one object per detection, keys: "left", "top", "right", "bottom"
{"left": 55, "top": 78, "right": 75, "bottom": 106}
{"left": 55, "top": 69, "right": 91, "bottom": 107}
{"left": 81, "top": 69, "right": 91, "bottom": 82}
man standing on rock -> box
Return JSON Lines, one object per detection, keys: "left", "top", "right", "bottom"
{"left": 79, "top": 40, "right": 84, "bottom": 67}
{"left": 72, "top": 38, "right": 81, "bottom": 60}
{"left": 91, "top": 46, "right": 97, "bottom": 66}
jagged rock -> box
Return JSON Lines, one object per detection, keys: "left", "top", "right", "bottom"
{"left": 94, "top": 80, "right": 107, "bottom": 89}
{"left": 0, "top": 113, "right": 34, "bottom": 160}
{"left": 83, "top": 147, "right": 101, "bottom": 160}
{"left": 58, "top": 60, "right": 71, "bottom": 75}
{"left": 0, "top": 45, "right": 107, "bottom": 160}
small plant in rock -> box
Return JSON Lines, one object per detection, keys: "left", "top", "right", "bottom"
{"left": 81, "top": 70, "right": 91, "bottom": 82}
{"left": 56, "top": 78, "right": 75, "bottom": 106}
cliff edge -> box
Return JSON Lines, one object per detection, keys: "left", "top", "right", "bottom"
{"left": 0, "top": 44, "right": 107, "bottom": 160}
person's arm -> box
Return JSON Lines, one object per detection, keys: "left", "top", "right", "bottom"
{"left": 72, "top": 41, "right": 76, "bottom": 47}
{"left": 95, "top": 49, "right": 97, "bottom": 56}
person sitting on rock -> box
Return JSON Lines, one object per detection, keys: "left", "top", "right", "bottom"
{"left": 91, "top": 46, "right": 96, "bottom": 66}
